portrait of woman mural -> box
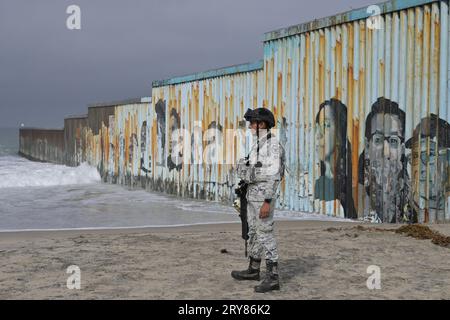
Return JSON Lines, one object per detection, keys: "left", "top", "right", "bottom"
{"left": 314, "top": 98, "right": 356, "bottom": 219}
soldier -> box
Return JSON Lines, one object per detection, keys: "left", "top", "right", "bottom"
{"left": 231, "top": 108, "right": 286, "bottom": 293}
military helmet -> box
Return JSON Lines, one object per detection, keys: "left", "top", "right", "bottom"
{"left": 244, "top": 108, "right": 276, "bottom": 129}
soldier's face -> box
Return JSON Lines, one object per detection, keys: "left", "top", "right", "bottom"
{"left": 249, "top": 121, "right": 267, "bottom": 135}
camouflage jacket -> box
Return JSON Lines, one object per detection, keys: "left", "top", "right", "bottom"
{"left": 237, "top": 132, "right": 286, "bottom": 202}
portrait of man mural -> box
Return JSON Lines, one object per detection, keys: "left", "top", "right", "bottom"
{"left": 405, "top": 114, "right": 450, "bottom": 224}
{"left": 155, "top": 99, "right": 166, "bottom": 167}
{"left": 119, "top": 129, "right": 125, "bottom": 174}
{"left": 358, "top": 97, "right": 409, "bottom": 224}
{"left": 167, "top": 108, "right": 183, "bottom": 172}
{"left": 128, "top": 133, "right": 138, "bottom": 171}
{"left": 140, "top": 121, "right": 151, "bottom": 175}
{"left": 204, "top": 121, "right": 223, "bottom": 165}
{"left": 190, "top": 122, "right": 203, "bottom": 166}
{"left": 204, "top": 121, "right": 224, "bottom": 199}
{"left": 314, "top": 98, "right": 356, "bottom": 219}
{"left": 108, "top": 115, "right": 115, "bottom": 178}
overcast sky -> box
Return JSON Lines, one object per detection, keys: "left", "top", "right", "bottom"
{"left": 0, "top": 0, "right": 376, "bottom": 128}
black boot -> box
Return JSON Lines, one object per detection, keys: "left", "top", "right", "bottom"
{"left": 254, "top": 260, "right": 280, "bottom": 293}
{"left": 231, "top": 257, "right": 261, "bottom": 281}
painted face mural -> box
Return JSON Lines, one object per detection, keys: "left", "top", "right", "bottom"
{"left": 314, "top": 99, "right": 355, "bottom": 219}
{"left": 205, "top": 121, "right": 223, "bottom": 165}
{"left": 406, "top": 114, "right": 450, "bottom": 223}
{"left": 190, "top": 121, "right": 204, "bottom": 165}
{"left": 359, "top": 97, "right": 408, "bottom": 223}
{"left": 167, "top": 108, "right": 182, "bottom": 171}
{"left": 155, "top": 99, "right": 166, "bottom": 167}
{"left": 140, "top": 121, "right": 151, "bottom": 174}
{"left": 129, "top": 133, "right": 138, "bottom": 170}
{"left": 108, "top": 115, "right": 115, "bottom": 176}
{"left": 140, "top": 121, "right": 147, "bottom": 155}
{"left": 278, "top": 117, "right": 288, "bottom": 148}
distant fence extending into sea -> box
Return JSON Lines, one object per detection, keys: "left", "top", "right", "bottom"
{"left": 19, "top": 128, "right": 65, "bottom": 164}
{"left": 19, "top": 0, "right": 450, "bottom": 223}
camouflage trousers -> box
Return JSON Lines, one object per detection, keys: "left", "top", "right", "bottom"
{"left": 247, "top": 200, "right": 279, "bottom": 262}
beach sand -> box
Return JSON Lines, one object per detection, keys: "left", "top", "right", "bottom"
{"left": 0, "top": 220, "right": 449, "bottom": 300}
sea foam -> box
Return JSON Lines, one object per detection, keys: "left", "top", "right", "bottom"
{"left": 0, "top": 156, "right": 101, "bottom": 188}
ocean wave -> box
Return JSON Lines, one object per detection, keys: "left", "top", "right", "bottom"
{"left": 0, "top": 156, "right": 101, "bottom": 188}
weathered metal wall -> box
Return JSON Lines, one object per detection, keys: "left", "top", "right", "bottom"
{"left": 19, "top": 128, "right": 65, "bottom": 164}
{"left": 64, "top": 115, "right": 88, "bottom": 167}
{"left": 151, "top": 62, "right": 264, "bottom": 201}
{"left": 83, "top": 105, "right": 116, "bottom": 178}
{"left": 106, "top": 102, "right": 151, "bottom": 187}
{"left": 17, "top": 0, "right": 450, "bottom": 224}
{"left": 263, "top": 0, "right": 450, "bottom": 223}
{"left": 77, "top": 100, "right": 151, "bottom": 182}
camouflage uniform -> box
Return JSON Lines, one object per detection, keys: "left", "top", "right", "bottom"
{"left": 237, "top": 131, "right": 285, "bottom": 263}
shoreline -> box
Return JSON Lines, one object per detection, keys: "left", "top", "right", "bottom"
{"left": 0, "top": 220, "right": 356, "bottom": 241}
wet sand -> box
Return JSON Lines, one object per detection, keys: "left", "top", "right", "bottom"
{"left": 0, "top": 220, "right": 449, "bottom": 300}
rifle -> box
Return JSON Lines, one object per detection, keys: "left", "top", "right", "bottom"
{"left": 234, "top": 180, "right": 249, "bottom": 257}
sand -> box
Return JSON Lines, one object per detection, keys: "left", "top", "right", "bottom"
{"left": 0, "top": 220, "right": 449, "bottom": 300}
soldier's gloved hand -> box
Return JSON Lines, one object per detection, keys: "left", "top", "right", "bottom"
{"left": 259, "top": 202, "right": 271, "bottom": 219}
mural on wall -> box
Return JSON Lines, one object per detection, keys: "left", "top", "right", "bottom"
{"left": 167, "top": 108, "right": 182, "bottom": 171}
{"left": 205, "top": 121, "right": 224, "bottom": 198}
{"left": 264, "top": 1, "right": 450, "bottom": 223}
{"left": 406, "top": 114, "right": 450, "bottom": 223}
{"left": 358, "top": 97, "right": 409, "bottom": 223}
{"left": 118, "top": 128, "right": 125, "bottom": 176}
{"left": 278, "top": 117, "right": 288, "bottom": 148}
{"left": 151, "top": 67, "right": 265, "bottom": 201}
{"left": 314, "top": 99, "right": 356, "bottom": 219}
{"left": 129, "top": 133, "right": 138, "bottom": 172}
{"left": 191, "top": 121, "right": 204, "bottom": 166}
{"left": 114, "top": 104, "right": 151, "bottom": 180}
{"left": 204, "top": 121, "right": 223, "bottom": 165}
{"left": 108, "top": 115, "right": 116, "bottom": 178}
{"left": 140, "top": 121, "right": 151, "bottom": 175}
{"left": 155, "top": 99, "right": 167, "bottom": 167}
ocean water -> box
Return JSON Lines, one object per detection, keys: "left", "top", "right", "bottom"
{"left": 0, "top": 127, "right": 19, "bottom": 157}
{"left": 0, "top": 128, "right": 349, "bottom": 232}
